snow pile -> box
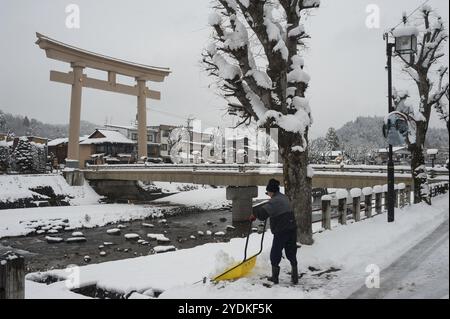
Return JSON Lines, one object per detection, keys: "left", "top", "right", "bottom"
{"left": 362, "top": 187, "right": 373, "bottom": 196}
{"left": 0, "top": 174, "right": 101, "bottom": 205}
{"left": 211, "top": 250, "right": 237, "bottom": 278}
{"left": 350, "top": 188, "right": 362, "bottom": 198}
{"left": 0, "top": 204, "right": 164, "bottom": 238}
{"left": 154, "top": 188, "right": 231, "bottom": 210}
{"left": 392, "top": 26, "right": 419, "bottom": 37}
{"left": 26, "top": 194, "right": 449, "bottom": 299}
{"left": 336, "top": 189, "right": 349, "bottom": 200}
{"left": 152, "top": 182, "right": 212, "bottom": 194}
{"left": 373, "top": 185, "right": 383, "bottom": 194}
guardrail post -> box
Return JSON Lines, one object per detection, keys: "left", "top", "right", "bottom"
{"left": 336, "top": 190, "right": 348, "bottom": 225}
{"left": 405, "top": 184, "right": 412, "bottom": 206}
{"left": 0, "top": 252, "right": 25, "bottom": 299}
{"left": 321, "top": 195, "right": 332, "bottom": 230}
{"left": 394, "top": 185, "right": 399, "bottom": 208}
{"left": 373, "top": 185, "right": 383, "bottom": 215}
{"left": 398, "top": 183, "right": 406, "bottom": 208}
{"left": 362, "top": 187, "right": 373, "bottom": 218}
{"left": 350, "top": 188, "right": 361, "bottom": 222}
{"left": 382, "top": 184, "right": 388, "bottom": 212}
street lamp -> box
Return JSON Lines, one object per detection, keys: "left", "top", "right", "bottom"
{"left": 384, "top": 27, "right": 418, "bottom": 223}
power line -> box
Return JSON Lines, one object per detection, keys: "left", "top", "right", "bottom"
{"left": 146, "top": 107, "right": 219, "bottom": 127}
{"left": 390, "top": 0, "right": 431, "bottom": 32}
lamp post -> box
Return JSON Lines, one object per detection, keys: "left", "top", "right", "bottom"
{"left": 384, "top": 27, "right": 418, "bottom": 223}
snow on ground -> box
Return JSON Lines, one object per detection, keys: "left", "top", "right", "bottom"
{"left": 26, "top": 194, "right": 449, "bottom": 299}
{"left": 0, "top": 174, "right": 101, "bottom": 205}
{"left": 154, "top": 188, "right": 230, "bottom": 210}
{"left": 350, "top": 219, "right": 449, "bottom": 299}
{"left": 25, "top": 280, "right": 90, "bottom": 300}
{"left": 0, "top": 204, "right": 165, "bottom": 238}
{"left": 152, "top": 182, "right": 213, "bottom": 194}
{"left": 153, "top": 186, "right": 278, "bottom": 210}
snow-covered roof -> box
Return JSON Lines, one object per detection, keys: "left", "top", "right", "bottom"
{"left": 105, "top": 124, "right": 159, "bottom": 132}
{"left": 320, "top": 151, "right": 343, "bottom": 157}
{"left": 378, "top": 146, "right": 408, "bottom": 153}
{"left": 48, "top": 136, "right": 89, "bottom": 146}
{"left": 80, "top": 130, "right": 135, "bottom": 145}
{"left": 393, "top": 26, "right": 419, "bottom": 38}
{"left": 426, "top": 149, "right": 439, "bottom": 156}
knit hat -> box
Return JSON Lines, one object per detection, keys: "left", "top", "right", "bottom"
{"left": 266, "top": 179, "right": 280, "bottom": 193}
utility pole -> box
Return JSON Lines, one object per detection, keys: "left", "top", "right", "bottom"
{"left": 385, "top": 34, "right": 396, "bottom": 223}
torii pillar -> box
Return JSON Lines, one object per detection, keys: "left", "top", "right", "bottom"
{"left": 67, "top": 63, "right": 85, "bottom": 168}
{"left": 137, "top": 78, "right": 148, "bottom": 161}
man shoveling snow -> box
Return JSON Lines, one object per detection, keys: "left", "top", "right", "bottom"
{"left": 250, "top": 179, "right": 299, "bottom": 285}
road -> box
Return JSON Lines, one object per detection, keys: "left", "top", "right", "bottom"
{"left": 350, "top": 218, "right": 449, "bottom": 299}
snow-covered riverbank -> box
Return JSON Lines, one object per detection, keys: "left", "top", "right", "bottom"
{"left": 26, "top": 194, "right": 449, "bottom": 299}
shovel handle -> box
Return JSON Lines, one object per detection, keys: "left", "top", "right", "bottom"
{"left": 243, "top": 219, "right": 267, "bottom": 262}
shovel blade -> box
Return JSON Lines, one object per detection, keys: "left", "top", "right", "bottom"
{"left": 213, "top": 256, "right": 257, "bottom": 282}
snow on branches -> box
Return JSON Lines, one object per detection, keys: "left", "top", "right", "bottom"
{"left": 203, "top": 0, "right": 319, "bottom": 152}
{"left": 394, "top": 5, "right": 448, "bottom": 122}
{"left": 392, "top": 4, "right": 448, "bottom": 204}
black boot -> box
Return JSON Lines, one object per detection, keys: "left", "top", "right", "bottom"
{"left": 268, "top": 266, "right": 280, "bottom": 285}
{"left": 291, "top": 264, "right": 299, "bottom": 285}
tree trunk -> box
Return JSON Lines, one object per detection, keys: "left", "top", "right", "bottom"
{"left": 447, "top": 120, "right": 449, "bottom": 138}
{"left": 409, "top": 143, "right": 431, "bottom": 205}
{"left": 279, "top": 131, "right": 313, "bottom": 245}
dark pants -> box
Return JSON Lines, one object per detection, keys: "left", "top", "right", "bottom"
{"left": 270, "top": 229, "right": 298, "bottom": 267}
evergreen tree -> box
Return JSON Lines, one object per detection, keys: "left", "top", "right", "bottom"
{"left": 11, "top": 137, "right": 34, "bottom": 173}
{"left": 0, "top": 139, "right": 9, "bottom": 172}
{"left": 325, "top": 127, "right": 340, "bottom": 151}
{"left": 23, "top": 116, "right": 30, "bottom": 128}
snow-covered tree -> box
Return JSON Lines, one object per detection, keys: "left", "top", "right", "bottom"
{"left": 203, "top": 0, "right": 320, "bottom": 244}
{"left": 0, "top": 138, "right": 10, "bottom": 172}
{"left": 342, "top": 142, "right": 377, "bottom": 165}
{"left": 325, "top": 127, "right": 340, "bottom": 152}
{"left": 435, "top": 66, "right": 449, "bottom": 134}
{"left": 12, "top": 137, "right": 34, "bottom": 173}
{"left": 308, "top": 137, "right": 326, "bottom": 164}
{"left": 393, "top": 5, "right": 448, "bottom": 204}
{"left": 31, "top": 142, "right": 46, "bottom": 173}
{"left": 0, "top": 111, "right": 6, "bottom": 133}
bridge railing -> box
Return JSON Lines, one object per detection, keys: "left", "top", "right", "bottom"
{"left": 85, "top": 163, "right": 448, "bottom": 177}
{"left": 319, "top": 182, "right": 449, "bottom": 231}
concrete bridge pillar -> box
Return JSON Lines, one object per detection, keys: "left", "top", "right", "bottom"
{"left": 226, "top": 186, "right": 258, "bottom": 222}
{"left": 64, "top": 170, "right": 85, "bottom": 186}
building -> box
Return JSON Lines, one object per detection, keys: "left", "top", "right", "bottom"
{"left": 79, "top": 129, "right": 136, "bottom": 168}
{"left": 318, "top": 151, "right": 344, "bottom": 164}
{"left": 375, "top": 146, "right": 410, "bottom": 165}
{"left": 104, "top": 124, "right": 165, "bottom": 162}
{"left": 48, "top": 136, "right": 88, "bottom": 166}
{"left": 149, "top": 124, "right": 177, "bottom": 163}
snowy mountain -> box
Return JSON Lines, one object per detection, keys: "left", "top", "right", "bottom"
{"left": 0, "top": 109, "right": 99, "bottom": 139}
{"left": 334, "top": 116, "right": 448, "bottom": 149}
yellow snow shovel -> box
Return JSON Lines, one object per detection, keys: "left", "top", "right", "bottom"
{"left": 212, "top": 219, "right": 267, "bottom": 282}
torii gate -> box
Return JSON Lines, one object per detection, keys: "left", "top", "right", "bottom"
{"left": 36, "top": 33, "right": 171, "bottom": 168}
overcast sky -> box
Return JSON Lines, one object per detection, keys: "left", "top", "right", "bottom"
{"left": 0, "top": 0, "right": 448, "bottom": 138}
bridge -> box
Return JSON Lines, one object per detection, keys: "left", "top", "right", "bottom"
{"left": 76, "top": 164, "right": 448, "bottom": 222}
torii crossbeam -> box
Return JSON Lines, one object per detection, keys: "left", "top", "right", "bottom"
{"left": 36, "top": 33, "right": 171, "bottom": 168}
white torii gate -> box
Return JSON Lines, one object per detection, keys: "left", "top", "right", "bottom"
{"left": 36, "top": 33, "right": 171, "bottom": 168}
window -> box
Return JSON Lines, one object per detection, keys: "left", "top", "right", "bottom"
{"left": 131, "top": 133, "right": 138, "bottom": 140}
{"left": 161, "top": 144, "right": 168, "bottom": 151}
{"left": 162, "top": 130, "right": 170, "bottom": 138}
{"left": 148, "top": 135, "right": 154, "bottom": 142}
